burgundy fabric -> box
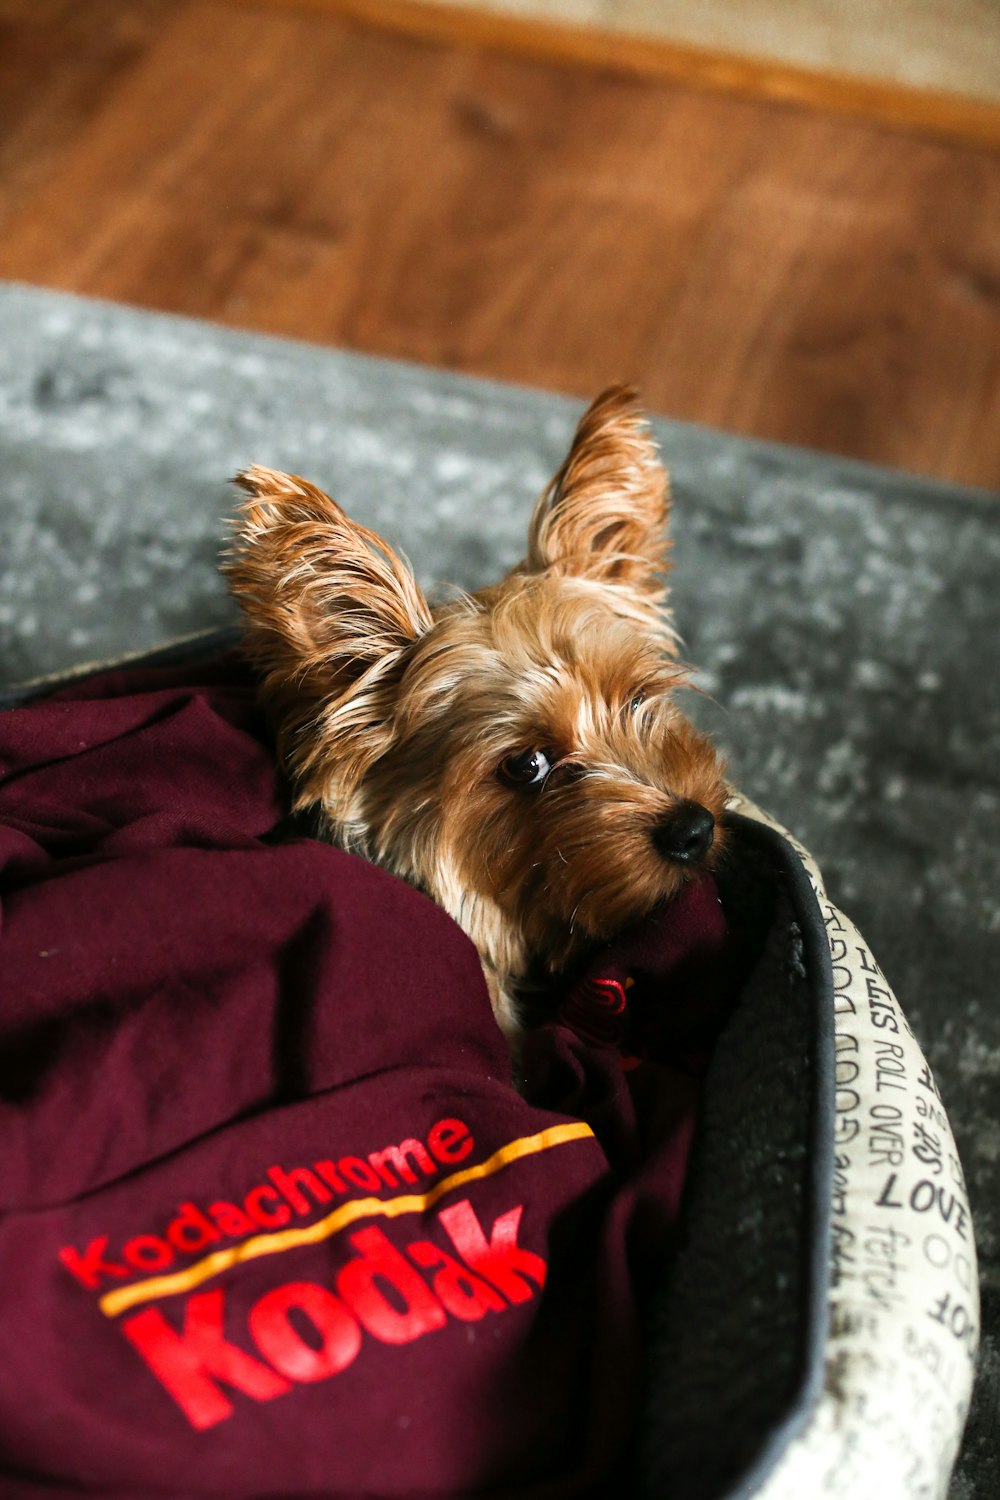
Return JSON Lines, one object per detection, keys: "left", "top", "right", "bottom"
{"left": 0, "top": 656, "right": 735, "bottom": 1499}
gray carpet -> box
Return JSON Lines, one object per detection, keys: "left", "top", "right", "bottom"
{"left": 1, "top": 282, "right": 998, "bottom": 1494}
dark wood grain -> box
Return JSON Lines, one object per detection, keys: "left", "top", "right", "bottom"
{"left": 1, "top": 0, "right": 998, "bottom": 487}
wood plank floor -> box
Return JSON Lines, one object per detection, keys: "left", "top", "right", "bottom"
{"left": 1, "top": 0, "right": 999, "bottom": 488}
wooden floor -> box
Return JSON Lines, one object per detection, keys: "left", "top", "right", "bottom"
{"left": 2, "top": 0, "right": 999, "bottom": 488}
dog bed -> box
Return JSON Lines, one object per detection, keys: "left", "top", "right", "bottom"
{"left": 0, "top": 632, "right": 978, "bottom": 1499}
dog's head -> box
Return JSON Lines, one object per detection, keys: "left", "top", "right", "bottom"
{"left": 224, "top": 388, "right": 727, "bottom": 1024}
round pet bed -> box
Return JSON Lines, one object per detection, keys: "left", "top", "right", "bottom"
{"left": 0, "top": 631, "right": 979, "bottom": 1500}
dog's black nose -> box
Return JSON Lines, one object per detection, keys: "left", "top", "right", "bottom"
{"left": 652, "top": 801, "right": 716, "bottom": 864}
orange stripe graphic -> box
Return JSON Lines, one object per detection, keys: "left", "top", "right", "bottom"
{"left": 99, "top": 1121, "right": 595, "bottom": 1318}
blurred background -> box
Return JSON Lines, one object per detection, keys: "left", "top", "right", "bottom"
{"left": 1, "top": 0, "right": 998, "bottom": 488}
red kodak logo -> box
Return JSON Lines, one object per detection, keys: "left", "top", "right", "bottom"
{"left": 119, "top": 1198, "right": 546, "bottom": 1430}
{"left": 59, "top": 1117, "right": 476, "bottom": 1291}
{"left": 55, "top": 1121, "right": 594, "bottom": 1432}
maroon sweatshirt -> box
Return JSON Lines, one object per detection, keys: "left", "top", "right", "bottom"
{"left": 0, "top": 656, "right": 732, "bottom": 1499}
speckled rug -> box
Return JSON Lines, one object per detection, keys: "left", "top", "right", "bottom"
{"left": 1, "top": 283, "right": 998, "bottom": 1493}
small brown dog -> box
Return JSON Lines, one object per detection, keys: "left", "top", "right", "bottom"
{"left": 224, "top": 387, "right": 727, "bottom": 1042}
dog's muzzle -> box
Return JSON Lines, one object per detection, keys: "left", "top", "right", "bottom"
{"left": 651, "top": 800, "right": 716, "bottom": 864}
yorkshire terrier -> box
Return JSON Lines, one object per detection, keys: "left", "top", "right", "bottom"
{"left": 224, "top": 387, "right": 727, "bottom": 1044}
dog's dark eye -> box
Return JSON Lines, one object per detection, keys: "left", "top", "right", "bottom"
{"left": 498, "top": 749, "right": 553, "bottom": 788}
{"left": 628, "top": 690, "right": 647, "bottom": 715}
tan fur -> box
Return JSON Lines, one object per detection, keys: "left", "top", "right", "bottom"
{"left": 223, "top": 387, "right": 727, "bottom": 1045}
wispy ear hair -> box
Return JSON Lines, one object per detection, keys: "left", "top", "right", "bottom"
{"left": 524, "top": 385, "right": 673, "bottom": 641}
{"left": 223, "top": 466, "right": 432, "bottom": 805}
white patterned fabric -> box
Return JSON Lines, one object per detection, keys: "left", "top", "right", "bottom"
{"left": 729, "top": 793, "right": 979, "bottom": 1500}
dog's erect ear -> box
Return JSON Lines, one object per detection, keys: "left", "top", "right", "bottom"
{"left": 223, "top": 467, "right": 432, "bottom": 804}
{"left": 524, "top": 386, "right": 671, "bottom": 631}
{"left": 226, "top": 466, "right": 431, "bottom": 674}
